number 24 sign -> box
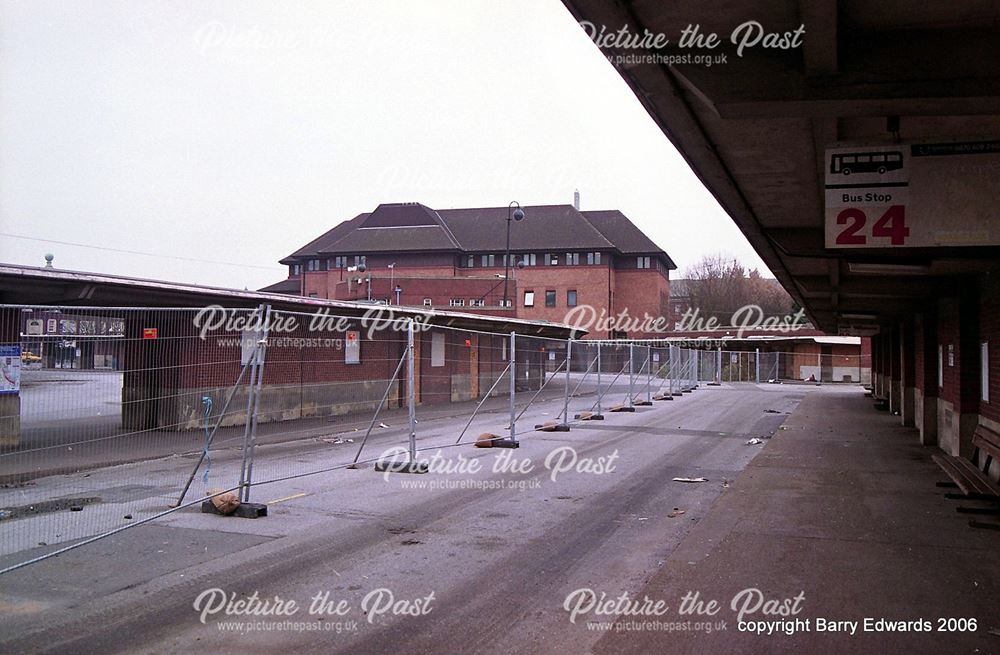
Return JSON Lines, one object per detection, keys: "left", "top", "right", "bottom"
{"left": 834, "top": 204, "right": 910, "bottom": 246}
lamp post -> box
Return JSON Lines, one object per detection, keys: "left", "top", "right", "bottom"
{"left": 388, "top": 263, "right": 396, "bottom": 304}
{"left": 504, "top": 202, "right": 525, "bottom": 308}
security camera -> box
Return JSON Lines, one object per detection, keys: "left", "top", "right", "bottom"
{"left": 517, "top": 260, "right": 526, "bottom": 269}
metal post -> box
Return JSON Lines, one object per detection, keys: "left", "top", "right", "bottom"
{"left": 817, "top": 351, "right": 822, "bottom": 384}
{"left": 627, "top": 344, "right": 634, "bottom": 407}
{"left": 716, "top": 347, "right": 722, "bottom": 384}
{"left": 668, "top": 345, "right": 674, "bottom": 396}
{"left": 693, "top": 349, "right": 700, "bottom": 386}
{"left": 755, "top": 348, "right": 761, "bottom": 383}
{"left": 646, "top": 345, "right": 653, "bottom": 403}
{"left": 495, "top": 331, "right": 519, "bottom": 448}
{"left": 241, "top": 305, "right": 271, "bottom": 502}
{"left": 407, "top": 319, "right": 417, "bottom": 461}
{"left": 596, "top": 342, "right": 602, "bottom": 415}
{"left": 562, "top": 339, "right": 572, "bottom": 427}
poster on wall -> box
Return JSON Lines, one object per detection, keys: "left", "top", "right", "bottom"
{"left": 825, "top": 140, "right": 1000, "bottom": 248}
{"left": 0, "top": 345, "right": 22, "bottom": 394}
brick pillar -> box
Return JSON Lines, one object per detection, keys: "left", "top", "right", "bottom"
{"left": 900, "top": 319, "right": 916, "bottom": 427}
{"left": 889, "top": 326, "right": 902, "bottom": 414}
{"left": 871, "top": 335, "right": 882, "bottom": 399}
{"left": 936, "top": 292, "right": 981, "bottom": 456}
{"left": 914, "top": 312, "right": 938, "bottom": 445}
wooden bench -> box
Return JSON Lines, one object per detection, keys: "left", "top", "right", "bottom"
{"left": 932, "top": 423, "right": 1000, "bottom": 500}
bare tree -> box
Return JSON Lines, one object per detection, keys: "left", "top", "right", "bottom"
{"left": 682, "top": 253, "right": 794, "bottom": 323}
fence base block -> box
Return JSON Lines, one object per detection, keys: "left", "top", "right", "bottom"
{"left": 535, "top": 422, "right": 570, "bottom": 432}
{"left": 610, "top": 405, "right": 636, "bottom": 413}
{"left": 201, "top": 501, "right": 268, "bottom": 519}
{"left": 575, "top": 412, "right": 605, "bottom": 420}
{"left": 707, "top": 382, "right": 722, "bottom": 386}
{"left": 652, "top": 394, "right": 673, "bottom": 401}
{"left": 492, "top": 438, "right": 520, "bottom": 448}
{"left": 633, "top": 399, "right": 653, "bottom": 406}
{"left": 374, "top": 461, "right": 429, "bottom": 474}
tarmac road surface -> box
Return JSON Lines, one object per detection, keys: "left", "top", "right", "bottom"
{"left": 0, "top": 383, "right": 805, "bottom": 654}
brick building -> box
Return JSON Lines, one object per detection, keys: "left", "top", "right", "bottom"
{"left": 262, "top": 202, "right": 676, "bottom": 339}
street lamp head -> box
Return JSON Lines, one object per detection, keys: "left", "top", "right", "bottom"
{"left": 517, "top": 260, "right": 526, "bottom": 269}
{"left": 512, "top": 207, "right": 525, "bottom": 222}
{"left": 357, "top": 264, "right": 366, "bottom": 273}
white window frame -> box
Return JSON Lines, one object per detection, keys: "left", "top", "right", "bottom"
{"left": 524, "top": 291, "right": 535, "bottom": 307}
{"left": 423, "top": 298, "right": 433, "bottom": 307}
{"left": 449, "top": 298, "right": 465, "bottom": 307}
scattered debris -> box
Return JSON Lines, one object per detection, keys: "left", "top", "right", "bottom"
{"left": 723, "top": 479, "right": 730, "bottom": 488}
{"left": 763, "top": 409, "right": 780, "bottom": 414}
{"left": 637, "top": 517, "right": 649, "bottom": 521}
{"left": 400, "top": 539, "right": 422, "bottom": 546}
{"left": 668, "top": 508, "right": 686, "bottom": 518}
{"left": 746, "top": 438, "right": 764, "bottom": 445}
{"left": 123, "top": 514, "right": 133, "bottom": 520}
{"left": 378, "top": 422, "right": 389, "bottom": 428}
{"left": 69, "top": 505, "right": 83, "bottom": 512}
{"left": 672, "top": 477, "right": 708, "bottom": 483}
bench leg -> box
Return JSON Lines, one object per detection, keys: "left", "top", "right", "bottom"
{"left": 944, "top": 492, "right": 997, "bottom": 501}
{"left": 956, "top": 505, "right": 1000, "bottom": 515}
{"left": 968, "top": 520, "right": 1000, "bottom": 531}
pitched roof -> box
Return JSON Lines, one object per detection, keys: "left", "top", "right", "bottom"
{"left": 258, "top": 278, "right": 301, "bottom": 294}
{"left": 280, "top": 212, "right": 368, "bottom": 264}
{"left": 281, "top": 203, "right": 674, "bottom": 266}
{"left": 436, "top": 205, "right": 614, "bottom": 251}
{"left": 582, "top": 210, "right": 675, "bottom": 268}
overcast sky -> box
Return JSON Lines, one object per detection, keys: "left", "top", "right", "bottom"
{"left": 0, "top": 0, "right": 771, "bottom": 290}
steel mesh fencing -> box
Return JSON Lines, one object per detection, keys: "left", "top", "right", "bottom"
{"left": 1, "top": 309, "right": 738, "bottom": 575}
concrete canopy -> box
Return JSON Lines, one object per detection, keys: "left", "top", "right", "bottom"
{"left": 561, "top": 0, "right": 1000, "bottom": 333}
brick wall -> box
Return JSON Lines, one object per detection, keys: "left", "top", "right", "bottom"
{"left": 980, "top": 273, "right": 1000, "bottom": 424}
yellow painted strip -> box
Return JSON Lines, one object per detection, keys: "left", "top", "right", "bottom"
{"left": 267, "top": 492, "right": 309, "bottom": 505}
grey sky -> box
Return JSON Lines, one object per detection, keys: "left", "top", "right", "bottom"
{"left": 0, "top": 0, "right": 770, "bottom": 290}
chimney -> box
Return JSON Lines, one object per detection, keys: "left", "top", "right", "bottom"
{"left": 573, "top": 189, "right": 580, "bottom": 210}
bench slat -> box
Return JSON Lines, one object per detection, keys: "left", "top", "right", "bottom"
{"left": 973, "top": 424, "right": 1000, "bottom": 461}
{"left": 932, "top": 453, "right": 1000, "bottom": 498}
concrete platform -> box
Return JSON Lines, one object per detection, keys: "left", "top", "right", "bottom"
{"left": 593, "top": 386, "right": 1000, "bottom": 654}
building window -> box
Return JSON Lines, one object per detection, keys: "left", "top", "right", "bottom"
{"left": 499, "top": 298, "right": 512, "bottom": 308}
{"left": 353, "top": 255, "right": 366, "bottom": 267}
{"left": 470, "top": 298, "right": 485, "bottom": 307}
{"left": 637, "top": 256, "right": 652, "bottom": 269}
{"left": 422, "top": 298, "right": 433, "bottom": 307}
{"left": 545, "top": 290, "right": 556, "bottom": 307}
{"left": 586, "top": 252, "right": 602, "bottom": 265}
{"left": 545, "top": 254, "right": 559, "bottom": 266}
{"left": 565, "top": 252, "right": 580, "bottom": 265}
{"left": 331, "top": 256, "right": 346, "bottom": 269}
{"left": 449, "top": 298, "right": 465, "bottom": 307}
{"left": 481, "top": 254, "right": 495, "bottom": 267}
{"left": 307, "top": 259, "right": 324, "bottom": 272}
{"left": 308, "top": 292, "right": 318, "bottom": 298}
{"left": 983, "top": 342, "right": 990, "bottom": 402}
{"left": 567, "top": 290, "right": 577, "bottom": 307}
{"left": 524, "top": 290, "right": 535, "bottom": 307}
{"left": 522, "top": 253, "right": 537, "bottom": 267}
{"left": 290, "top": 264, "right": 302, "bottom": 276}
